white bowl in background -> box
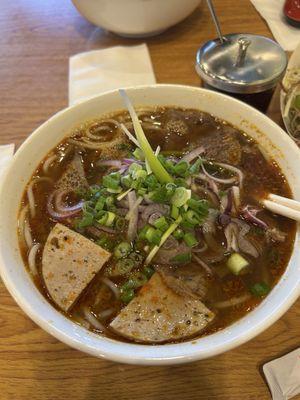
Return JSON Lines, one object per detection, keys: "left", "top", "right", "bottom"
{"left": 71, "top": 0, "right": 202, "bottom": 37}
{"left": 0, "top": 85, "right": 300, "bottom": 365}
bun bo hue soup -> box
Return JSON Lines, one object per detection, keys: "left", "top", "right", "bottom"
{"left": 18, "top": 99, "right": 295, "bottom": 344}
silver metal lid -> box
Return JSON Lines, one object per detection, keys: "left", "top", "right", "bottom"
{"left": 195, "top": 33, "right": 288, "bottom": 94}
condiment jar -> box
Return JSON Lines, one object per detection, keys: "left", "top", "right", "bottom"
{"left": 195, "top": 33, "right": 288, "bottom": 112}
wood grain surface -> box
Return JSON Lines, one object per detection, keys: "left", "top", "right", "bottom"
{"left": 0, "top": 1, "right": 299, "bottom": 399}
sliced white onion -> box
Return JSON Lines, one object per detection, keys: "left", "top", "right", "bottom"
{"left": 18, "top": 204, "right": 33, "bottom": 249}
{"left": 27, "top": 177, "right": 52, "bottom": 217}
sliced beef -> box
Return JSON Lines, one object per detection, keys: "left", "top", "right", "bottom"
{"left": 109, "top": 272, "right": 214, "bottom": 343}
{"left": 156, "top": 264, "right": 208, "bottom": 300}
{"left": 198, "top": 126, "right": 242, "bottom": 165}
{"left": 56, "top": 153, "right": 88, "bottom": 192}
{"left": 42, "top": 223, "right": 111, "bottom": 311}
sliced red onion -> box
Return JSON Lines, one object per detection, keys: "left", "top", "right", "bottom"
{"left": 182, "top": 146, "right": 205, "bottom": 162}
{"left": 141, "top": 204, "right": 170, "bottom": 222}
{"left": 154, "top": 241, "right": 187, "bottom": 264}
{"left": 241, "top": 205, "right": 268, "bottom": 230}
{"left": 123, "top": 158, "right": 143, "bottom": 165}
{"left": 218, "top": 213, "right": 231, "bottom": 227}
{"left": 161, "top": 236, "right": 178, "bottom": 250}
{"left": 47, "top": 190, "right": 82, "bottom": 220}
{"left": 54, "top": 190, "right": 83, "bottom": 213}
{"left": 148, "top": 212, "right": 164, "bottom": 226}
{"left": 127, "top": 190, "right": 138, "bottom": 242}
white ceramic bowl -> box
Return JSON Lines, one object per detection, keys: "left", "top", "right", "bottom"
{"left": 0, "top": 85, "right": 300, "bottom": 365}
{"left": 71, "top": 0, "right": 201, "bottom": 37}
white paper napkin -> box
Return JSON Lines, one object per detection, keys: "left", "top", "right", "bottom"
{"left": 263, "top": 348, "right": 300, "bottom": 400}
{"left": 250, "top": 0, "right": 300, "bottom": 51}
{"left": 0, "top": 144, "right": 15, "bottom": 181}
{"left": 69, "top": 44, "right": 156, "bottom": 106}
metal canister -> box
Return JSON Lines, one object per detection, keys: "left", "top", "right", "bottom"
{"left": 195, "top": 33, "right": 288, "bottom": 112}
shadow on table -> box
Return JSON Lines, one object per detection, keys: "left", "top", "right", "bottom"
{"left": 71, "top": 6, "right": 204, "bottom": 52}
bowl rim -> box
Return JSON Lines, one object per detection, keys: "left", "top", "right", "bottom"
{"left": 0, "top": 84, "right": 300, "bottom": 366}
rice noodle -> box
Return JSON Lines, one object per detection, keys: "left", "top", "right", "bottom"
{"left": 85, "top": 120, "right": 120, "bottom": 141}
{"left": 42, "top": 154, "right": 57, "bottom": 174}
{"left": 68, "top": 138, "right": 104, "bottom": 150}
{"left": 18, "top": 205, "right": 33, "bottom": 249}
{"left": 28, "top": 243, "right": 40, "bottom": 276}
{"left": 192, "top": 254, "right": 214, "bottom": 276}
{"left": 213, "top": 293, "right": 251, "bottom": 309}
{"left": 24, "top": 224, "right": 33, "bottom": 249}
{"left": 101, "top": 277, "right": 120, "bottom": 299}
{"left": 196, "top": 174, "right": 219, "bottom": 196}
{"left": 98, "top": 308, "right": 116, "bottom": 319}
{"left": 215, "top": 162, "right": 244, "bottom": 187}
{"left": 27, "top": 177, "right": 53, "bottom": 217}
{"left": 82, "top": 307, "right": 106, "bottom": 331}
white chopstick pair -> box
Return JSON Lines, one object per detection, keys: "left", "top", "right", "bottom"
{"left": 263, "top": 194, "right": 300, "bottom": 222}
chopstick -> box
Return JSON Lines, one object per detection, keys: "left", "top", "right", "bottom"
{"left": 262, "top": 194, "right": 300, "bottom": 222}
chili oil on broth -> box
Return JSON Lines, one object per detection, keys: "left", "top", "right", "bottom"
{"left": 18, "top": 106, "right": 296, "bottom": 344}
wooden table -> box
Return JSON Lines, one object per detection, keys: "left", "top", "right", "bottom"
{"left": 0, "top": 1, "right": 299, "bottom": 399}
